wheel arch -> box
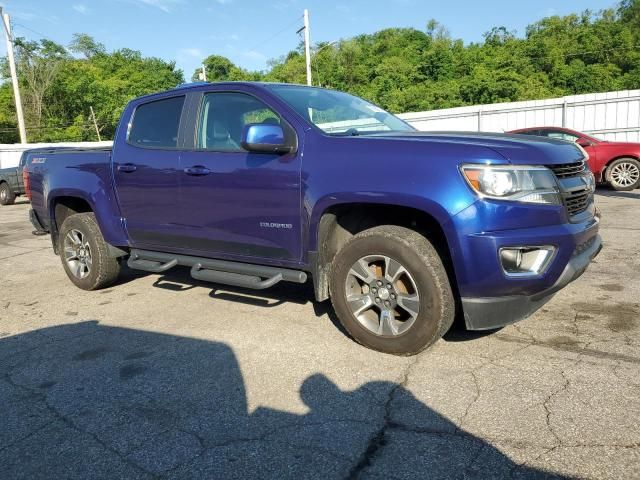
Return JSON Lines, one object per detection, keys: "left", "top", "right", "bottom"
{"left": 311, "top": 201, "right": 459, "bottom": 303}
{"left": 49, "top": 195, "right": 94, "bottom": 253}
{"left": 602, "top": 154, "right": 640, "bottom": 179}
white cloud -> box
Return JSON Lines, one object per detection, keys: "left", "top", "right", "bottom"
{"left": 133, "top": 0, "right": 182, "bottom": 13}
{"left": 242, "top": 50, "right": 267, "bottom": 61}
{"left": 273, "top": 0, "right": 298, "bottom": 12}
{"left": 216, "top": 0, "right": 233, "bottom": 4}
{"left": 179, "top": 47, "right": 204, "bottom": 58}
{"left": 73, "top": 4, "right": 89, "bottom": 14}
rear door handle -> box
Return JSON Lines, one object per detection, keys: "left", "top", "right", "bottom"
{"left": 184, "top": 166, "right": 211, "bottom": 176}
{"left": 117, "top": 163, "right": 137, "bottom": 173}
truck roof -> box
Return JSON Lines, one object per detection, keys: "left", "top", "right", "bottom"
{"left": 133, "top": 81, "right": 324, "bottom": 102}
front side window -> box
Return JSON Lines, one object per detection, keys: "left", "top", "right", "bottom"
{"left": 267, "top": 85, "right": 414, "bottom": 136}
{"left": 128, "top": 96, "right": 185, "bottom": 148}
{"left": 197, "top": 92, "right": 281, "bottom": 151}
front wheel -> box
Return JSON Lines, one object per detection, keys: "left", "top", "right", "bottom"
{"left": 329, "top": 226, "right": 455, "bottom": 356}
{"left": 0, "top": 183, "right": 16, "bottom": 205}
{"left": 606, "top": 158, "right": 640, "bottom": 191}
{"left": 58, "top": 213, "right": 121, "bottom": 290}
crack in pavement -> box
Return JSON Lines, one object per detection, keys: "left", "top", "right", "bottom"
{"left": 457, "top": 370, "right": 480, "bottom": 430}
{"left": 3, "top": 372, "right": 160, "bottom": 479}
{"left": 494, "top": 334, "right": 640, "bottom": 365}
{"left": 345, "top": 356, "right": 420, "bottom": 479}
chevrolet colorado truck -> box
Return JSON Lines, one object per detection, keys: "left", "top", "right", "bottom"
{"left": 24, "top": 82, "right": 602, "bottom": 355}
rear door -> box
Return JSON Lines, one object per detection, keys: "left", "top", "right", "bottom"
{"left": 177, "top": 89, "right": 303, "bottom": 264}
{"left": 112, "top": 95, "right": 186, "bottom": 248}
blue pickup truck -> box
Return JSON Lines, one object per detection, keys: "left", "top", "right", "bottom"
{"left": 24, "top": 82, "right": 601, "bottom": 355}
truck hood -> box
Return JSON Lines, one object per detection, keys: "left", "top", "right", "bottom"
{"left": 367, "top": 131, "right": 586, "bottom": 166}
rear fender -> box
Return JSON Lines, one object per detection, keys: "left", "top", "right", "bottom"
{"left": 47, "top": 187, "right": 128, "bottom": 252}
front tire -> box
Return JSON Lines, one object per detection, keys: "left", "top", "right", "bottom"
{"left": 606, "top": 158, "right": 640, "bottom": 191}
{"left": 329, "top": 225, "right": 455, "bottom": 355}
{"left": 0, "top": 182, "right": 16, "bottom": 205}
{"left": 58, "top": 213, "right": 121, "bottom": 290}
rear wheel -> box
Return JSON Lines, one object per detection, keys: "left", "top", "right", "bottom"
{"left": 606, "top": 158, "right": 640, "bottom": 191}
{"left": 58, "top": 213, "right": 120, "bottom": 290}
{"left": 329, "top": 225, "right": 455, "bottom": 355}
{"left": 0, "top": 183, "right": 16, "bottom": 205}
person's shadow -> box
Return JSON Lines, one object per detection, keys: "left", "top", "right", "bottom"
{"left": 0, "top": 321, "right": 561, "bottom": 479}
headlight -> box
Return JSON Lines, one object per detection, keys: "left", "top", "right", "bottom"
{"left": 461, "top": 164, "right": 561, "bottom": 205}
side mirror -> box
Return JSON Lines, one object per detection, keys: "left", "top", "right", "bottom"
{"left": 241, "top": 124, "right": 294, "bottom": 154}
{"left": 576, "top": 138, "right": 592, "bottom": 148}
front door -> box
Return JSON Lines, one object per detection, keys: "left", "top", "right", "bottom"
{"left": 113, "top": 95, "right": 185, "bottom": 248}
{"left": 178, "top": 90, "right": 302, "bottom": 264}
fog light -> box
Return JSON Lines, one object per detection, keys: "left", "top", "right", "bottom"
{"left": 499, "top": 246, "right": 555, "bottom": 276}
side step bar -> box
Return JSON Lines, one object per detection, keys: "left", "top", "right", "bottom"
{"left": 127, "top": 249, "right": 307, "bottom": 290}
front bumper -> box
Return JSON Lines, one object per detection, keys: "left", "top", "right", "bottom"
{"left": 462, "top": 233, "right": 602, "bottom": 330}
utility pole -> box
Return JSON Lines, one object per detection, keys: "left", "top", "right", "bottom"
{"left": 303, "top": 9, "right": 312, "bottom": 86}
{"left": 89, "top": 106, "right": 101, "bottom": 141}
{"left": 0, "top": 8, "right": 27, "bottom": 143}
{"left": 198, "top": 64, "right": 207, "bottom": 82}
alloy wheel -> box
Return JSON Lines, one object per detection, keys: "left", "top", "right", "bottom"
{"left": 344, "top": 254, "right": 421, "bottom": 336}
{"left": 63, "top": 229, "right": 93, "bottom": 279}
{"left": 611, "top": 161, "right": 640, "bottom": 188}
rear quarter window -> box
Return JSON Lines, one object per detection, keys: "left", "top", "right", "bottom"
{"left": 128, "top": 96, "right": 185, "bottom": 149}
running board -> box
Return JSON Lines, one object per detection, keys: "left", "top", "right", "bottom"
{"left": 127, "top": 249, "right": 307, "bottom": 290}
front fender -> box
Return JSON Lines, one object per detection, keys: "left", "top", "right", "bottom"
{"left": 307, "top": 191, "right": 467, "bottom": 264}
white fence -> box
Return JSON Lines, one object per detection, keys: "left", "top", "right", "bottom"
{"left": 398, "top": 89, "right": 640, "bottom": 142}
{"left": 0, "top": 141, "right": 113, "bottom": 169}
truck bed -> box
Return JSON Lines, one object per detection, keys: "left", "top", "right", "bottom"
{"left": 26, "top": 147, "right": 115, "bottom": 232}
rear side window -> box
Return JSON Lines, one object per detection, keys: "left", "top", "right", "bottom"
{"left": 128, "top": 96, "right": 185, "bottom": 149}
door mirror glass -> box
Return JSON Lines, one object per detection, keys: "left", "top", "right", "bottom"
{"left": 241, "top": 124, "right": 292, "bottom": 154}
{"left": 576, "top": 138, "right": 592, "bottom": 148}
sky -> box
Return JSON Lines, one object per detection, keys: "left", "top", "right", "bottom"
{"left": 0, "top": 0, "right": 619, "bottom": 80}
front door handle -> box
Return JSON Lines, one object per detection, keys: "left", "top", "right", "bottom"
{"left": 117, "top": 163, "right": 137, "bottom": 173}
{"left": 184, "top": 166, "right": 211, "bottom": 176}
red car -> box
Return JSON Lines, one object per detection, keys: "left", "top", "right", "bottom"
{"left": 509, "top": 127, "right": 640, "bottom": 191}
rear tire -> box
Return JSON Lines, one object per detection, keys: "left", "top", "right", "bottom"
{"left": 58, "top": 213, "right": 120, "bottom": 290}
{"left": 606, "top": 158, "right": 640, "bottom": 191}
{"left": 329, "top": 225, "right": 455, "bottom": 356}
{"left": 0, "top": 183, "right": 15, "bottom": 205}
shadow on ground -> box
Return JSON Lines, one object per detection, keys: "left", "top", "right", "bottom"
{"left": 121, "top": 265, "right": 487, "bottom": 342}
{"left": 0, "top": 321, "right": 564, "bottom": 479}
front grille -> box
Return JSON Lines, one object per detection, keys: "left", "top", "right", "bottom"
{"left": 564, "top": 189, "right": 590, "bottom": 216}
{"left": 547, "top": 161, "right": 587, "bottom": 179}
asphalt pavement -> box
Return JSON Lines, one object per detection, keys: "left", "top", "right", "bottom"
{"left": 0, "top": 191, "right": 638, "bottom": 479}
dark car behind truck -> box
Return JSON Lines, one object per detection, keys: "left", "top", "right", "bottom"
{"left": 24, "top": 82, "right": 602, "bottom": 355}
{"left": 0, "top": 150, "right": 28, "bottom": 205}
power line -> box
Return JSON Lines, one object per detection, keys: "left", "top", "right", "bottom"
{"left": 247, "top": 15, "right": 303, "bottom": 55}
{"left": 0, "top": 122, "right": 105, "bottom": 133}
{"left": 12, "top": 22, "right": 51, "bottom": 40}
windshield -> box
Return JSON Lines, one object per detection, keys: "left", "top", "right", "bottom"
{"left": 267, "top": 85, "right": 415, "bottom": 135}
